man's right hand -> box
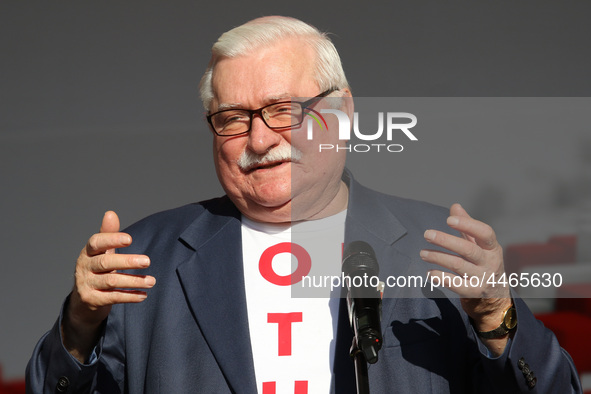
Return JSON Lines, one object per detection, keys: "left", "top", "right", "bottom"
{"left": 62, "top": 211, "right": 155, "bottom": 363}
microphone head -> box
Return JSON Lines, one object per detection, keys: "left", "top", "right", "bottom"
{"left": 342, "top": 241, "right": 379, "bottom": 277}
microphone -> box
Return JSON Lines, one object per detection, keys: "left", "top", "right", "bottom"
{"left": 342, "top": 241, "right": 383, "bottom": 364}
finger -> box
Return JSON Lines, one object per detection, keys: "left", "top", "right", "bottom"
{"left": 424, "top": 229, "right": 484, "bottom": 264}
{"left": 100, "top": 211, "right": 125, "bottom": 256}
{"left": 449, "top": 204, "right": 476, "bottom": 242}
{"left": 420, "top": 249, "right": 479, "bottom": 277}
{"left": 447, "top": 205, "right": 498, "bottom": 251}
{"left": 91, "top": 272, "right": 156, "bottom": 291}
{"left": 84, "top": 289, "right": 149, "bottom": 307}
{"left": 450, "top": 203, "right": 469, "bottom": 218}
{"left": 100, "top": 211, "right": 120, "bottom": 234}
{"left": 89, "top": 253, "right": 150, "bottom": 273}
{"left": 99, "top": 289, "right": 149, "bottom": 304}
{"left": 86, "top": 232, "right": 132, "bottom": 256}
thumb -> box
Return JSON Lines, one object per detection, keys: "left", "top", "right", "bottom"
{"left": 100, "top": 211, "right": 121, "bottom": 234}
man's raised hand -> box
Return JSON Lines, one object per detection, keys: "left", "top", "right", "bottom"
{"left": 420, "top": 204, "right": 512, "bottom": 356}
{"left": 62, "top": 211, "right": 154, "bottom": 362}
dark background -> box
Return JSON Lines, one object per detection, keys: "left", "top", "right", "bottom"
{"left": 1, "top": 0, "right": 590, "bottom": 378}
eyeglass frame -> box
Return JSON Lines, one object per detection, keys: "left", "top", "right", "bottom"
{"left": 205, "top": 88, "right": 338, "bottom": 137}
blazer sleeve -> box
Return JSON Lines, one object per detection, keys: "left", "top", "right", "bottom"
{"left": 471, "top": 296, "right": 582, "bottom": 393}
{"left": 26, "top": 295, "right": 126, "bottom": 394}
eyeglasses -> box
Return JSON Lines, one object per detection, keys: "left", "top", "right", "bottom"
{"left": 206, "top": 88, "right": 338, "bottom": 137}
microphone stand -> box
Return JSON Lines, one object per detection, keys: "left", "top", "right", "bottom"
{"left": 350, "top": 337, "right": 370, "bottom": 394}
{"left": 342, "top": 241, "right": 383, "bottom": 394}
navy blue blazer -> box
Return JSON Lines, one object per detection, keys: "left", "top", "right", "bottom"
{"left": 27, "top": 172, "right": 581, "bottom": 393}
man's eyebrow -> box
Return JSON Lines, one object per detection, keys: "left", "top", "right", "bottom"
{"left": 217, "top": 103, "right": 242, "bottom": 111}
{"left": 267, "top": 93, "right": 291, "bottom": 102}
{"left": 215, "top": 93, "right": 292, "bottom": 111}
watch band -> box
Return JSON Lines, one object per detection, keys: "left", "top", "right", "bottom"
{"left": 477, "top": 305, "right": 517, "bottom": 339}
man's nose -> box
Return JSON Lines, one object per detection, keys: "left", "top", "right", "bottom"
{"left": 246, "top": 115, "right": 282, "bottom": 154}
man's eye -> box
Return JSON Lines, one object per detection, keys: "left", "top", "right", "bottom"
{"left": 226, "top": 115, "right": 244, "bottom": 122}
{"left": 270, "top": 104, "right": 297, "bottom": 116}
{"left": 275, "top": 106, "right": 292, "bottom": 113}
{"left": 220, "top": 112, "right": 247, "bottom": 124}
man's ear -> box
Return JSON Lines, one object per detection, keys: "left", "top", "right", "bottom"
{"left": 340, "top": 88, "right": 354, "bottom": 121}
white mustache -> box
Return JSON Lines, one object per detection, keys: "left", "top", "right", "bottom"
{"left": 237, "top": 144, "right": 302, "bottom": 171}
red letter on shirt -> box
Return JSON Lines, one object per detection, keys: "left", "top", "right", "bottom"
{"left": 262, "top": 381, "right": 308, "bottom": 394}
{"left": 259, "top": 242, "right": 311, "bottom": 286}
{"left": 267, "top": 312, "right": 303, "bottom": 356}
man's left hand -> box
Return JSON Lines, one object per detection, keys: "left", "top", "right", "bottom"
{"left": 419, "top": 203, "right": 513, "bottom": 356}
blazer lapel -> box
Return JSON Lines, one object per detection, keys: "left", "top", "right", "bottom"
{"left": 344, "top": 171, "right": 412, "bottom": 303}
{"left": 176, "top": 200, "right": 257, "bottom": 393}
{"left": 334, "top": 172, "right": 414, "bottom": 392}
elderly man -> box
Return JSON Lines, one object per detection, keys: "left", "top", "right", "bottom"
{"left": 27, "top": 16, "right": 580, "bottom": 393}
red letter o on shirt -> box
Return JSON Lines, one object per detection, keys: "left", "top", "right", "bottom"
{"left": 259, "top": 242, "right": 311, "bottom": 286}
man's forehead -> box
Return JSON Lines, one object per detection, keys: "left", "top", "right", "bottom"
{"left": 209, "top": 43, "right": 318, "bottom": 111}
{"left": 215, "top": 92, "right": 298, "bottom": 111}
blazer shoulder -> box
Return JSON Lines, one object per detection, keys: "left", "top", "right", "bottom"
{"left": 388, "top": 194, "right": 449, "bottom": 229}
{"left": 122, "top": 195, "right": 238, "bottom": 248}
{"left": 354, "top": 181, "right": 450, "bottom": 231}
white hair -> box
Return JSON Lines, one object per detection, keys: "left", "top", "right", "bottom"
{"left": 199, "top": 16, "right": 350, "bottom": 110}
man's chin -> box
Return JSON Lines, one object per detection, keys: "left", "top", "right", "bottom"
{"left": 241, "top": 200, "right": 293, "bottom": 223}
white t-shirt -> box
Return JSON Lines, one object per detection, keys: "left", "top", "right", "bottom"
{"left": 241, "top": 211, "right": 346, "bottom": 393}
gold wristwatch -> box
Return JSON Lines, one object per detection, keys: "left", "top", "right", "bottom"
{"left": 477, "top": 304, "right": 517, "bottom": 339}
